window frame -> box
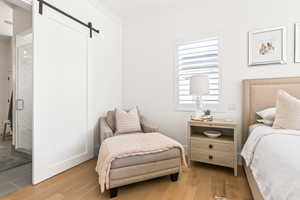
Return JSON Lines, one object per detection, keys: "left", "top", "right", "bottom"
{"left": 174, "top": 37, "right": 224, "bottom": 112}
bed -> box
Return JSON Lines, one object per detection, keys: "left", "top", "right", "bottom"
{"left": 242, "top": 77, "right": 300, "bottom": 200}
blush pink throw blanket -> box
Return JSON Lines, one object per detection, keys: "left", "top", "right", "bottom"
{"left": 95, "top": 132, "right": 187, "bottom": 192}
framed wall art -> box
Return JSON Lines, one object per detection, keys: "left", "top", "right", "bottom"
{"left": 248, "top": 26, "right": 286, "bottom": 66}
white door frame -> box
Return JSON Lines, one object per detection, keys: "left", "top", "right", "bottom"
{"left": 14, "top": 29, "right": 32, "bottom": 154}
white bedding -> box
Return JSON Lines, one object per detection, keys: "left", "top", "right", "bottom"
{"left": 241, "top": 125, "right": 300, "bottom": 200}
{"left": 248, "top": 123, "right": 266, "bottom": 134}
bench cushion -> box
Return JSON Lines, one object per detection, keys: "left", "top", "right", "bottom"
{"left": 111, "top": 148, "right": 180, "bottom": 169}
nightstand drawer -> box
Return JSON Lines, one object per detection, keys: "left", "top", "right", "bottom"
{"left": 191, "top": 150, "right": 234, "bottom": 168}
{"left": 191, "top": 137, "right": 234, "bottom": 153}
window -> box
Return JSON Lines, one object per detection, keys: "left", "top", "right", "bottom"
{"left": 176, "top": 37, "right": 220, "bottom": 107}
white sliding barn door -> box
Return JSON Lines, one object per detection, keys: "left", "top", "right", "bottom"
{"left": 33, "top": 1, "right": 93, "bottom": 183}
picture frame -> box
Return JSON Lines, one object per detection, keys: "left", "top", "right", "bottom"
{"left": 248, "top": 26, "right": 287, "bottom": 66}
{"left": 295, "top": 23, "right": 300, "bottom": 63}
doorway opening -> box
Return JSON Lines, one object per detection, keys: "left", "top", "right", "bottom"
{"left": 0, "top": 0, "right": 32, "bottom": 196}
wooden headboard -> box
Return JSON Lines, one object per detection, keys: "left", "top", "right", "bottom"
{"left": 242, "top": 77, "right": 300, "bottom": 143}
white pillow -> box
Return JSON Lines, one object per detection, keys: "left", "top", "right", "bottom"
{"left": 256, "top": 107, "right": 276, "bottom": 125}
{"left": 273, "top": 90, "right": 300, "bottom": 130}
{"left": 256, "top": 119, "right": 274, "bottom": 126}
{"left": 256, "top": 107, "right": 276, "bottom": 121}
{"left": 115, "top": 107, "right": 142, "bottom": 135}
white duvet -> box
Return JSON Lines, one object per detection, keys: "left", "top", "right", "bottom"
{"left": 241, "top": 125, "right": 300, "bottom": 200}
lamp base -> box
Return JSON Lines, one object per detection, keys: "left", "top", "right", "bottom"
{"left": 191, "top": 111, "right": 204, "bottom": 120}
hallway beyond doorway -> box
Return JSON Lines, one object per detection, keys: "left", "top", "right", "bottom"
{"left": 0, "top": 139, "right": 31, "bottom": 173}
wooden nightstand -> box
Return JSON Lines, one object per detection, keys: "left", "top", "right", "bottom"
{"left": 187, "top": 119, "right": 237, "bottom": 176}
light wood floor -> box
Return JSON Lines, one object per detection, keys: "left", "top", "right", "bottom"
{"left": 1, "top": 159, "right": 253, "bottom": 200}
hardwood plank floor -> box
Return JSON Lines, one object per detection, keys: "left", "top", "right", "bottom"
{"left": 1, "top": 159, "right": 253, "bottom": 200}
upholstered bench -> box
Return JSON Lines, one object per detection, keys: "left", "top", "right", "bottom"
{"left": 109, "top": 148, "right": 181, "bottom": 197}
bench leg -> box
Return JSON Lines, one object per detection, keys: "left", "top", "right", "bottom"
{"left": 110, "top": 188, "right": 118, "bottom": 198}
{"left": 170, "top": 173, "right": 179, "bottom": 182}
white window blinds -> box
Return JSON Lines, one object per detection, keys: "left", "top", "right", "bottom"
{"left": 176, "top": 37, "right": 220, "bottom": 105}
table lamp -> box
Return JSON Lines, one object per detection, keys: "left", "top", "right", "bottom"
{"left": 190, "top": 75, "right": 209, "bottom": 120}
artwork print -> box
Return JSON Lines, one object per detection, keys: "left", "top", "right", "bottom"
{"left": 249, "top": 27, "right": 286, "bottom": 66}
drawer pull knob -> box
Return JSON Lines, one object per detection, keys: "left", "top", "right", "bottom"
{"left": 209, "top": 155, "right": 213, "bottom": 160}
{"left": 209, "top": 144, "right": 213, "bottom": 149}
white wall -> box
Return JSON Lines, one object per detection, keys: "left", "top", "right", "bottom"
{"left": 0, "top": 0, "right": 13, "bottom": 36}
{"left": 86, "top": 0, "right": 123, "bottom": 154}
{"left": 13, "top": 6, "right": 32, "bottom": 35}
{"left": 122, "top": 0, "right": 300, "bottom": 153}
{"left": 0, "top": 0, "right": 12, "bottom": 126}
{"left": 0, "top": 36, "right": 11, "bottom": 125}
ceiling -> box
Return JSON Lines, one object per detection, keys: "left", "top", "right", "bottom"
{"left": 100, "top": 0, "right": 178, "bottom": 18}
{"left": 5, "top": 0, "right": 32, "bottom": 10}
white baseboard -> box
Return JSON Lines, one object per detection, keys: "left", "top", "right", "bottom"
{"left": 15, "top": 147, "right": 32, "bottom": 155}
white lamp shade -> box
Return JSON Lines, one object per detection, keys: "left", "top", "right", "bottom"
{"left": 190, "top": 75, "right": 209, "bottom": 96}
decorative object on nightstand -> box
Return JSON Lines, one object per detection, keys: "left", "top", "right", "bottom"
{"left": 190, "top": 75, "right": 212, "bottom": 120}
{"left": 201, "top": 109, "right": 213, "bottom": 121}
{"left": 187, "top": 119, "right": 238, "bottom": 176}
{"left": 203, "top": 130, "right": 222, "bottom": 138}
